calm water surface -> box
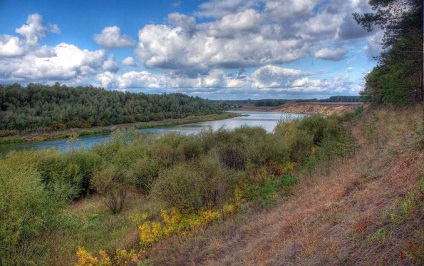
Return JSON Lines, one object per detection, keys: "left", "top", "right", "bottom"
{"left": 0, "top": 111, "right": 304, "bottom": 154}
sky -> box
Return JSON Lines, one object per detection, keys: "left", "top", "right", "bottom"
{"left": 0, "top": 0, "right": 383, "bottom": 100}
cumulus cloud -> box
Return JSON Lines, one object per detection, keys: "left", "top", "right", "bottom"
{"left": 314, "top": 47, "right": 347, "bottom": 61}
{"left": 136, "top": 23, "right": 308, "bottom": 73}
{"left": 252, "top": 65, "right": 303, "bottom": 88}
{"left": 122, "top": 57, "right": 137, "bottom": 66}
{"left": 0, "top": 13, "right": 60, "bottom": 57}
{"left": 0, "top": 43, "right": 106, "bottom": 82}
{"left": 134, "top": 0, "right": 373, "bottom": 76}
{"left": 0, "top": 14, "right": 120, "bottom": 85}
{"left": 206, "top": 8, "right": 261, "bottom": 38}
{"left": 0, "top": 35, "right": 25, "bottom": 57}
{"left": 102, "top": 55, "right": 119, "bottom": 72}
{"left": 168, "top": 13, "right": 196, "bottom": 34}
{"left": 93, "top": 26, "right": 136, "bottom": 49}
{"left": 15, "top": 13, "right": 60, "bottom": 45}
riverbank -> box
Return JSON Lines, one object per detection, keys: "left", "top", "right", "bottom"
{"left": 0, "top": 112, "right": 239, "bottom": 144}
{"left": 234, "top": 102, "right": 364, "bottom": 115}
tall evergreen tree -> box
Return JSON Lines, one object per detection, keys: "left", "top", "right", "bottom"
{"left": 354, "top": 0, "right": 423, "bottom": 104}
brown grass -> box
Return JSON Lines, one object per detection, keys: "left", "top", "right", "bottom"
{"left": 145, "top": 104, "right": 424, "bottom": 265}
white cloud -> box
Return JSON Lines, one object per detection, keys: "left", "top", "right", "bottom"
{"left": 102, "top": 55, "right": 119, "bottom": 72}
{"left": 0, "top": 42, "right": 106, "bottom": 82}
{"left": 136, "top": 23, "right": 308, "bottom": 73}
{"left": 93, "top": 26, "right": 136, "bottom": 49}
{"left": 96, "top": 71, "right": 117, "bottom": 88}
{"left": 207, "top": 8, "right": 261, "bottom": 38}
{"left": 0, "top": 35, "right": 25, "bottom": 57}
{"left": 15, "top": 13, "right": 60, "bottom": 45}
{"left": 122, "top": 57, "right": 137, "bottom": 66}
{"left": 168, "top": 13, "right": 196, "bottom": 34}
{"left": 0, "top": 13, "right": 59, "bottom": 57}
{"left": 314, "top": 47, "right": 347, "bottom": 61}
{"left": 252, "top": 65, "right": 303, "bottom": 88}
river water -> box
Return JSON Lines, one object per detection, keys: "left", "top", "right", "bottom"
{"left": 0, "top": 111, "right": 304, "bottom": 154}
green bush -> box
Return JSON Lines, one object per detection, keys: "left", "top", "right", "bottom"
{"left": 125, "top": 157, "right": 159, "bottom": 192}
{"left": 0, "top": 164, "right": 64, "bottom": 265}
{"left": 151, "top": 154, "right": 239, "bottom": 212}
{"left": 91, "top": 165, "right": 131, "bottom": 214}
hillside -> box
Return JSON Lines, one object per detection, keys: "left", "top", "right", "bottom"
{"left": 145, "top": 105, "right": 423, "bottom": 265}
{"left": 232, "top": 102, "right": 364, "bottom": 116}
{"left": 275, "top": 102, "right": 364, "bottom": 116}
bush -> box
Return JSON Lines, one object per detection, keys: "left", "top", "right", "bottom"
{"left": 151, "top": 154, "right": 239, "bottom": 212}
{"left": 125, "top": 157, "right": 159, "bottom": 192}
{"left": 92, "top": 166, "right": 131, "bottom": 214}
{"left": 298, "top": 115, "right": 343, "bottom": 145}
{"left": 0, "top": 164, "right": 64, "bottom": 265}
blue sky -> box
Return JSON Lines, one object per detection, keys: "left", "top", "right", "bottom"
{"left": 0, "top": 0, "right": 382, "bottom": 100}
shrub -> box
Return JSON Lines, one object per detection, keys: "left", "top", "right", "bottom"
{"left": 151, "top": 133, "right": 188, "bottom": 167}
{"left": 92, "top": 166, "right": 131, "bottom": 214}
{"left": 0, "top": 164, "right": 64, "bottom": 265}
{"left": 151, "top": 154, "right": 239, "bottom": 212}
{"left": 125, "top": 157, "right": 159, "bottom": 192}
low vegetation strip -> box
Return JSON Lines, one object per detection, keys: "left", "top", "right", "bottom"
{"left": 0, "top": 112, "right": 238, "bottom": 143}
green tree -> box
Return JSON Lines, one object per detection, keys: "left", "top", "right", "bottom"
{"left": 354, "top": 0, "right": 423, "bottom": 104}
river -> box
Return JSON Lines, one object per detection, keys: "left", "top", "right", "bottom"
{"left": 0, "top": 111, "right": 304, "bottom": 154}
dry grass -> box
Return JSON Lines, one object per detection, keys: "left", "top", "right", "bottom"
{"left": 145, "top": 104, "right": 423, "bottom": 265}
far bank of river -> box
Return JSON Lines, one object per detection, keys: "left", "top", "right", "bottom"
{"left": 234, "top": 102, "right": 364, "bottom": 115}
{"left": 0, "top": 111, "right": 304, "bottom": 154}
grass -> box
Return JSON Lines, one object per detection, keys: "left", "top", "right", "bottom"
{"left": 48, "top": 192, "right": 165, "bottom": 265}
{"left": 0, "top": 136, "right": 25, "bottom": 144}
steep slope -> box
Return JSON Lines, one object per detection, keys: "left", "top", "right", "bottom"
{"left": 147, "top": 105, "right": 423, "bottom": 265}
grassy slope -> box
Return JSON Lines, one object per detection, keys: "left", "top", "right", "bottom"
{"left": 144, "top": 105, "right": 423, "bottom": 265}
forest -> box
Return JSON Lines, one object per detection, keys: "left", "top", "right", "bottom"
{"left": 0, "top": 83, "right": 219, "bottom": 132}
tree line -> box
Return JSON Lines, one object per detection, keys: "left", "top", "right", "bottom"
{"left": 0, "top": 83, "right": 220, "bottom": 132}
